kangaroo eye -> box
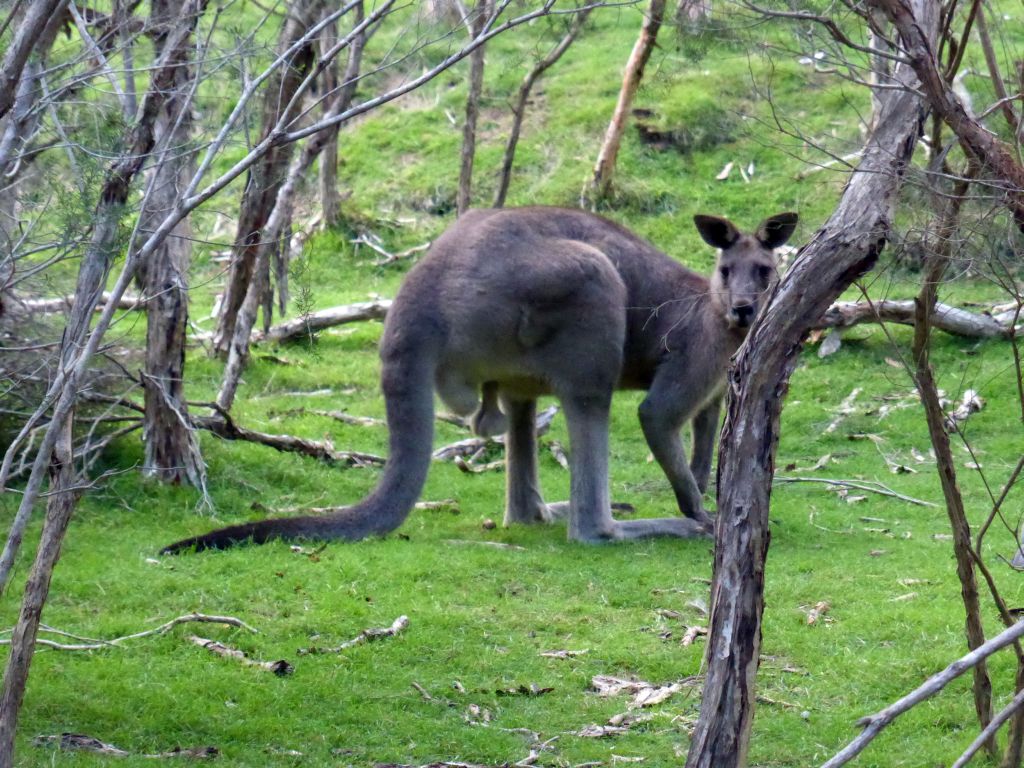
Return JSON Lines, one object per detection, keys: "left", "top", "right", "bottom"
{"left": 757, "top": 265, "right": 772, "bottom": 280}
{"left": 720, "top": 266, "right": 730, "bottom": 280}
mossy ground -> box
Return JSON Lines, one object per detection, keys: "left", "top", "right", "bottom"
{"left": 4, "top": 4, "right": 1024, "bottom": 767}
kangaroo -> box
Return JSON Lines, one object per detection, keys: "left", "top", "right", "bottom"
{"left": 163, "top": 207, "right": 797, "bottom": 553}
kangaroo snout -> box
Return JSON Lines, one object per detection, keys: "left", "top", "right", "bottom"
{"left": 730, "top": 303, "right": 756, "bottom": 327}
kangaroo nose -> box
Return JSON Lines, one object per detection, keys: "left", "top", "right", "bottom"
{"left": 733, "top": 304, "right": 756, "bottom": 325}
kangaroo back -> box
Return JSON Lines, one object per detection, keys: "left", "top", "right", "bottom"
{"left": 162, "top": 323, "right": 440, "bottom": 553}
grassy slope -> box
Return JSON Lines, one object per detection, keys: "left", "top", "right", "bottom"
{"left": 4, "top": 4, "right": 1024, "bottom": 767}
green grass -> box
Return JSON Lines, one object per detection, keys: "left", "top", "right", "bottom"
{"left": 5, "top": 3, "right": 1024, "bottom": 767}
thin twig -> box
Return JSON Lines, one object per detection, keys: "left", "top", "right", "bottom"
{"left": 773, "top": 476, "right": 936, "bottom": 507}
{"left": 298, "top": 615, "right": 408, "bottom": 655}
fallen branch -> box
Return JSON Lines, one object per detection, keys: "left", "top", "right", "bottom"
{"left": 189, "top": 635, "right": 293, "bottom": 676}
{"left": 34, "top": 733, "right": 217, "bottom": 759}
{"left": 821, "top": 620, "right": 1024, "bottom": 768}
{"left": 454, "top": 457, "right": 505, "bottom": 473}
{"left": 773, "top": 476, "right": 936, "bottom": 507}
{"left": 293, "top": 408, "right": 384, "bottom": 427}
{"left": 0, "top": 613, "right": 258, "bottom": 652}
{"left": 434, "top": 406, "right": 558, "bottom": 461}
{"left": 814, "top": 300, "right": 1013, "bottom": 339}
{"left": 254, "top": 300, "right": 391, "bottom": 343}
{"left": 298, "top": 615, "right": 408, "bottom": 655}
{"left": 17, "top": 292, "right": 146, "bottom": 314}
{"left": 194, "top": 412, "right": 385, "bottom": 467}
{"left": 350, "top": 235, "right": 432, "bottom": 267}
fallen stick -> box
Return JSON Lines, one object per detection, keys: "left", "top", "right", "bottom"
{"left": 773, "top": 476, "right": 936, "bottom": 507}
{"left": 821, "top": 619, "right": 1024, "bottom": 768}
{"left": 189, "top": 636, "right": 293, "bottom": 676}
{"left": 433, "top": 406, "right": 558, "bottom": 461}
{"left": 824, "top": 387, "right": 862, "bottom": 434}
{"left": 33, "top": 733, "right": 217, "bottom": 759}
{"left": 298, "top": 615, "right": 409, "bottom": 655}
{"left": 0, "top": 613, "right": 257, "bottom": 652}
{"left": 194, "top": 413, "right": 385, "bottom": 467}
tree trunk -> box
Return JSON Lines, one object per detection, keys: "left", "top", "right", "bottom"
{"left": 213, "top": 0, "right": 323, "bottom": 356}
{"left": 0, "top": 0, "right": 70, "bottom": 121}
{"left": 137, "top": 0, "right": 204, "bottom": 487}
{"left": 0, "top": 414, "right": 77, "bottom": 768}
{"left": 587, "top": 0, "right": 665, "bottom": 204}
{"left": 684, "top": 3, "right": 935, "bottom": 765}
{"left": 869, "top": 0, "right": 1024, "bottom": 231}
{"left": 456, "top": 0, "right": 490, "bottom": 216}
{"left": 910, "top": 172, "right": 997, "bottom": 756}
{"left": 494, "top": 8, "right": 591, "bottom": 208}
{"left": 0, "top": 0, "right": 210, "bottom": 595}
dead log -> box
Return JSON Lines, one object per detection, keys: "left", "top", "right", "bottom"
{"left": 18, "top": 292, "right": 145, "bottom": 314}
{"left": 253, "top": 299, "right": 391, "bottom": 343}
{"left": 822, "top": 619, "right": 1024, "bottom": 767}
{"left": 815, "top": 300, "right": 1011, "bottom": 339}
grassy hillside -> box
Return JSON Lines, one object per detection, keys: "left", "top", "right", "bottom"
{"left": 3, "top": 3, "right": 1024, "bottom": 767}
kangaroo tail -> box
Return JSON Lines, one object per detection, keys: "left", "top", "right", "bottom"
{"left": 162, "top": 337, "right": 439, "bottom": 554}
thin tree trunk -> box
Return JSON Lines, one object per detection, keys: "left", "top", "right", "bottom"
{"left": 213, "top": 0, "right": 324, "bottom": 356}
{"left": 684, "top": 3, "right": 934, "bottom": 764}
{"left": 0, "top": 0, "right": 69, "bottom": 121}
{"left": 137, "top": 0, "right": 205, "bottom": 487}
{"left": 0, "top": 414, "right": 76, "bottom": 768}
{"left": 215, "top": 7, "right": 376, "bottom": 412}
{"left": 870, "top": 0, "right": 1024, "bottom": 231}
{"left": 587, "top": 0, "right": 665, "bottom": 204}
{"left": 0, "top": 0, "right": 210, "bottom": 595}
{"left": 910, "top": 175, "right": 996, "bottom": 757}
{"left": 494, "top": 7, "right": 590, "bottom": 207}
{"left": 457, "top": 0, "right": 491, "bottom": 216}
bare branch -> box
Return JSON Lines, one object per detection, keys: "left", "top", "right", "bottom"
{"left": 822, "top": 620, "right": 1024, "bottom": 768}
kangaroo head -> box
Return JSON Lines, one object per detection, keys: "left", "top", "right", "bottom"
{"left": 693, "top": 212, "right": 798, "bottom": 331}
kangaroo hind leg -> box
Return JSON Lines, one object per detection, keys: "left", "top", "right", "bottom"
{"left": 472, "top": 381, "right": 508, "bottom": 437}
{"left": 503, "top": 397, "right": 551, "bottom": 525}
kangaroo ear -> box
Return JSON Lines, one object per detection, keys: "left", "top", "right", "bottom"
{"left": 756, "top": 212, "right": 799, "bottom": 249}
{"left": 694, "top": 215, "right": 741, "bottom": 249}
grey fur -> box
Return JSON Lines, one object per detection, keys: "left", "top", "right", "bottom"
{"left": 163, "top": 207, "right": 796, "bottom": 553}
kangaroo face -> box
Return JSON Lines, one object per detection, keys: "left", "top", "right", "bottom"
{"left": 694, "top": 212, "right": 799, "bottom": 331}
